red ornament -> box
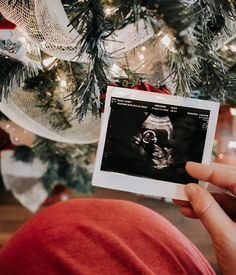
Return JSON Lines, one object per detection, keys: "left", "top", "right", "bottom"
{"left": 100, "top": 83, "right": 171, "bottom": 113}
{"left": 0, "top": 19, "right": 16, "bottom": 30}
{"left": 131, "top": 82, "right": 171, "bottom": 95}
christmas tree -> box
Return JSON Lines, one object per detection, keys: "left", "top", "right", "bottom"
{"left": 0, "top": 0, "right": 236, "bottom": 204}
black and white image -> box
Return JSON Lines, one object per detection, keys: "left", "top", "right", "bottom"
{"left": 92, "top": 87, "right": 219, "bottom": 200}
{"left": 101, "top": 97, "right": 210, "bottom": 185}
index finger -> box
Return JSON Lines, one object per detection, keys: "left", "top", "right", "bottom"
{"left": 186, "top": 162, "right": 236, "bottom": 195}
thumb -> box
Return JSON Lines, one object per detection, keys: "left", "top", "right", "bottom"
{"left": 185, "top": 184, "right": 234, "bottom": 241}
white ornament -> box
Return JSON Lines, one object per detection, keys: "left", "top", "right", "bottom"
{"left": 0, "top": 25, "right": 42, "bottom": 67}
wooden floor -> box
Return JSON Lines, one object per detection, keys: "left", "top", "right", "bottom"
{"left": 0, "top": 185, "right": 220, "bottom": 274}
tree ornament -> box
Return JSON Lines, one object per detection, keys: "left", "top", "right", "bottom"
{"left": 0, "top": 17, "right": 41, "bottom": 67}
{"left": 0, "top": 18, "right": 16, "bottom": 29}
{"left": 131, "top": 82, "right": 171, "bottom": 94}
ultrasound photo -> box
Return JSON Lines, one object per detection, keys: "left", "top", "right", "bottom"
{"left": 101, "top": 97, "right": 210, "bottom": 185}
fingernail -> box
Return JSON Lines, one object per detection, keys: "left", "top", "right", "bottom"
{"left": 185, "top": 184, "right": 197, "bottom": 200}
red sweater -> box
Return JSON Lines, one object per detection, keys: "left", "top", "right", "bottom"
{"left": 0, "top": 199, "right": 215, "bottom": 274}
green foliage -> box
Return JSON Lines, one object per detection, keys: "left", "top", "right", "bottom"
{"left": 191, "top": 0, "right": 235, "bottom": 100}
{"left": 110, "top": 0, "right": 144, "bottom": 27}
{"left": 67, "top": 0, "right": 112, "bottom": 120}
{"left": 13, "top": 145, "right": 34, "bottom": 163}
{"left": 223, "top": 65, "right": 236, "bottom": 105}
{"left": 164, "top": 0, "right": 236, "bottom": 98}
{"left": 24, "top": 63, "right": 73, "bottom": 131}
{"left": 169, "top": 49, "right": 201, "bottom": 96}
{"left": 12, "top": 137, "right": 97, "bottom": 194}
{"left": 198, "top": 50, "right": 228, "bottom": 100}
{"left": 64, "top": 0, "right": 202, "bottom": 118}
{"left": 147, "top": 0, "right": 200, "bottom": 56}
{"left": 5, "top": 0, "right": 233, "bottom": 118}
{"left": 0, "top": 57, "right": 37, "bottom": 100}
{"left": 33, "top": 138, "right": 96, "bottom": 194}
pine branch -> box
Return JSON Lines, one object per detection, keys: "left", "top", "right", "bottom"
{"left": 66, "top": 0, "right": 203, "bottom": 115}
{"left": 154, "top": 0, "right": 198, "bottom": 33}
{"left": 198, "top": 49, "right": 228, "bottom": 100}
{"left": 67, "top": 0, "right": 112, "bottom": 120}
{"left": 192, "top": 0, "right": 235, "bottom": 99}
{"left": 32, "top": 137, "right": 96, "bottom": 194}
{"left": 192, "top": 66, "right": 236, "bottom": 104}
{"left": 203, "top": 0, "right": 236, "bottom": 21}
{"left": 71, "top": 70, "right": 100, "bottom": 120}
{"left": 195, "top": 0, "right": 236, "bottom": 44}
{"left": 222, "top": 66, "right": 236, "bottom": 104}
{"left": 142, "top": 0, "right": 199, "bottom": 55}
{"left": 166, "top": 0, "right": 235, "bottom": 97}
{"left": 0, "top": 57, "right": 37, "bottom": 100}
{"left": 13, "top": 145, "right": 34, "bottom": 163}
{"left": 110, "top": 0, "right": 144, "bottom": 28}
{"left": 24, "top": 66, "right": 72, "bottom": 131}
{"left": 169, "top": 49, "right": 201, "bottom": 96}
{"left": 103, "top": 1, "right": 199, "bottom": 52}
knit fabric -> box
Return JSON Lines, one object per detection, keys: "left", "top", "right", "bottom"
{"left": 0, "top": 199, "right": 215, "bottom": 275}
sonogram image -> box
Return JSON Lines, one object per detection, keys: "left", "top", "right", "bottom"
{"left": 132, "top": 115, "right": 175, "bottom": 170}
{"left": 101, "top": 97, "right": 210, "bottom": 185}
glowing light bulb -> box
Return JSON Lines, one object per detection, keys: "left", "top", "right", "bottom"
{"left": 160, "top": 34, "right": 177, "bottom": 52}
{"left": 230, "top": 107, "right": 236, "bottom": 116}
{"left": 138, "top": 54, "right": 145, "bottom": 60}
{"left": 60, "top": 80, "right": 67, "bottom": 88}
{"left": 161, "top": 34, "right": 171, "bottom": 48}
{"left": 230, "top": 45, "right": 236, "bottom": 52}
{"left": 221, "top": 46, "right": 228, "bottom": 51}
{"left": 104, "top": 6, "right": 117, "bottom": 16}
{"left": 218, "top": 153, "right": 224, "bottom": 159}
{"left": 105, "top": 7, "right": 113, "bottom": 15}
{"left": 13, "top": 136, "right": 19, "bottom": 143}
{"left": 42, "top": 56, "right": 57, "bottom": 69}
{"left": 141, "top": 46, "right": 146, "bottom": 51}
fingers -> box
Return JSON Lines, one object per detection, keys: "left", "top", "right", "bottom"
{"left": 175, "top": 192, "right": 236, "bottom": 220}
{"left": 173, "top": 199, "right": 191, "bottom": 207}
{"left": 172, "top": 199, "right": 195, "bottom": 218}
{"left": 180, "top": 207, "right": 198, "bottom": 219}
{"left": 185, "top": 184, "right": 235, "bottom": 241}
{"left": 186, "top": 162, "right": 236, "bottom": 196}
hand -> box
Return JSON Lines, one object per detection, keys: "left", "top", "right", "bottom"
{"left": 174, "top": 162, "right": 236, "bottom": 275}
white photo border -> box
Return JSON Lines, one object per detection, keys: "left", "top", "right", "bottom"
{"left": 92, "top": 86, "right": 220, "bottom": 200}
